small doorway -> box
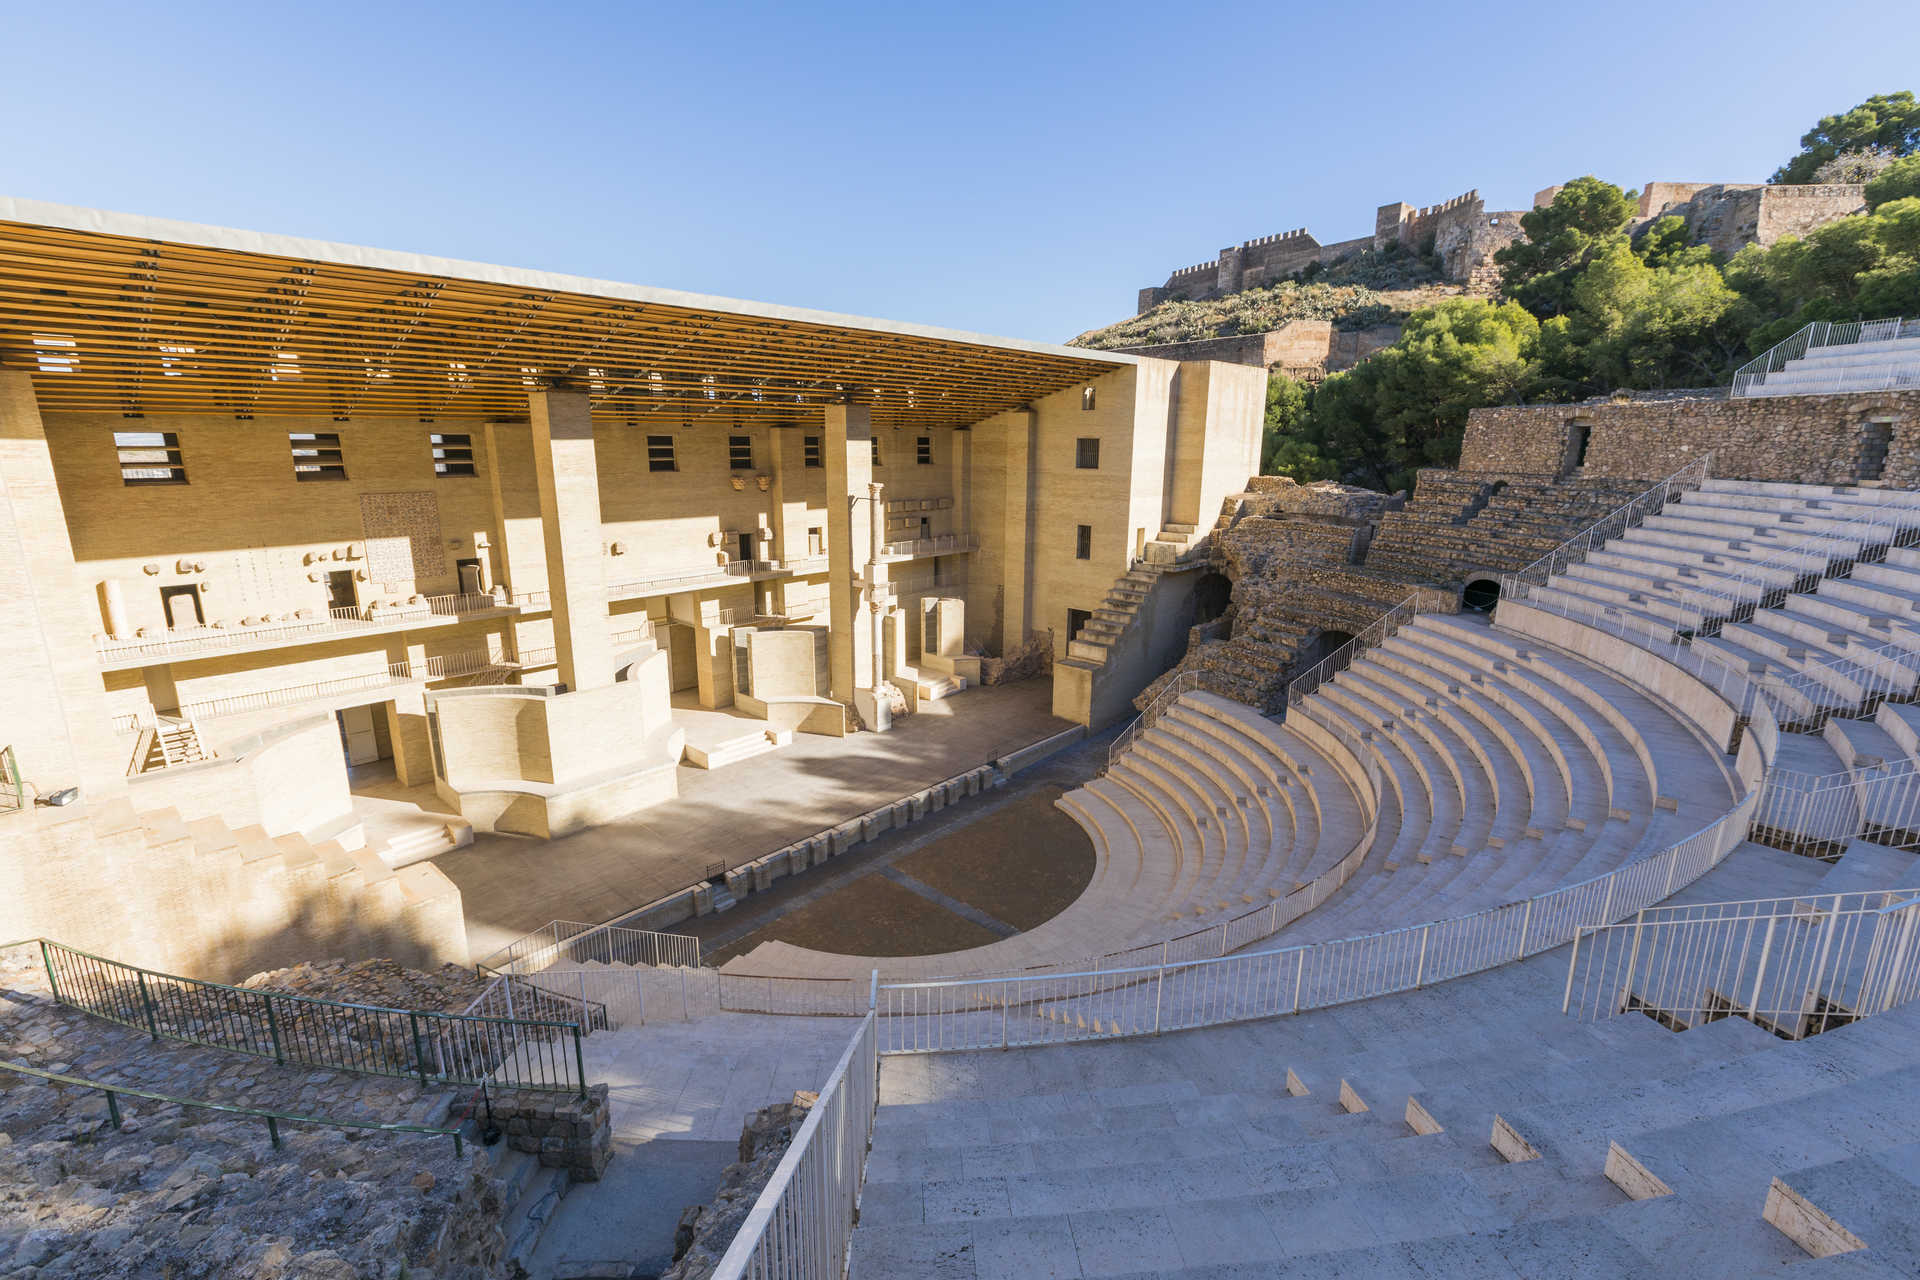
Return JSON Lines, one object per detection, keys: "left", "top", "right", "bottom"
{"left": 324, "top": 570, "right": 357, "bottom": 613}
{"left": 1463, "top": 579, "right": 1502, "bottom": 612}
{"left": 736, "top": 532, "right": 755, "bottom": 564}
{"left": 1857, "top": 420, "right": 1894, "bottom": 482}
{"left": 159, "top": 584, "right": 203, "bottom": 630}
{"left": 455, "top": 556, "right": 484, "bottom": 595}
{"left": 1562, "top": 420, "right": 1592, "bottom": 476}
{"left": 918, "top": 516, "right": 931, "bottom": 542}
{"left": 1067, "top": 608, "right": 1092, "bottom": 643}
{"left": 336, "top": 703, "right": 389, "bottom": 767}
{"left": 665, "top": 621, "right": 700, "bottom": 693}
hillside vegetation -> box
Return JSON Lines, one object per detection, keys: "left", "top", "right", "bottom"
{"left": 1249, "top": 93, "right": 1920, "bottom": 494}
{"left": 1073, "top": 245, "right": 1459, "bottom": 350}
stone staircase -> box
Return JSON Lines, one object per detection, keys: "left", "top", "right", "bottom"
{"left": 1742, "top": 328, "right": 1920, "bottom": 399}
{"left": 848, "top": 848, "right": 1920, "bottom": 1278}
{"left": 8, "top": 793, "right": 465, "bottom": 982}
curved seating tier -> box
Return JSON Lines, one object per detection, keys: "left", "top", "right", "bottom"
{"left": 718, "top": 693, "right": 1366, "bottom": 982}
{"left": 718, "top": 604, "right": 1748, "bottom": 987}
{"left": 1530, "top": 478, "right": 1920, "bottom": 853}
{"left": 1271, "top": 612, "right": 1737, "bottom": 947}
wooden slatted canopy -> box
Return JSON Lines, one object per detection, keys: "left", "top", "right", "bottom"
{"left": 0, "top": 198, "right": 1130, "bottom": 430}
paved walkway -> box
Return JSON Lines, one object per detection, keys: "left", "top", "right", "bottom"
{"left": 437, "top": 680, "right": 1075, "bottom": 960}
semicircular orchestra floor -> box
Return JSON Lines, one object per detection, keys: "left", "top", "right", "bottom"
{"left": 691, "top": 755, "right": 1101, "bottom": 966}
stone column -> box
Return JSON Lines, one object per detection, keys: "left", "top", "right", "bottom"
{"left": 823, "top": 404, "right": 875, "bottom": 707}
{"left": 0, "top": 370, "right": 127, "bottom": 800}
{"left": 1000, "top": 408, "right": 1038, "bottom": 650}
{"left": 528, "top": 388, "right": 613, "bottom": 692}
{"left": 764, "top": 426, "right": 789, "bottom": 617}
{"left": 385, "top": 636, "right": 434, "bottom": 787}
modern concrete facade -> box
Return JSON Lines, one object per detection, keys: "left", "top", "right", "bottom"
{"left": 0, "top": 198, "right": 1261, "bottom": 976}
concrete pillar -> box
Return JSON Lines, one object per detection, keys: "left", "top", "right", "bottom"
{"left": 484, "top": 421, "right": 546, "bottom": 600}
{"left": 385, "top": 637, "right": 434, "bottom": 786}
{"left": 1000, "top": 408, "right": 1038, "bottom": 649}
{"left": 0, "top": 370, "right": 127, "bottom": 800}
{"left": 823, "top": 405, "right": 875, "bottom": 706}
{"left": 528, "top": 388, "right": 614, "bottom": 692}
{"left": 764, "top": 427, "right": 789, "bottom": 617}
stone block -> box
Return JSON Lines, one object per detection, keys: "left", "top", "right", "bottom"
{"left": 1762, "top": 1177, "right": 1867, "bottom": 1258}
{"left": 1490, "top": 1114, "right": 1541, "bottom": 1163}
{"left": 1603, "top": 1142, "right": 1673, "bottom": 1200}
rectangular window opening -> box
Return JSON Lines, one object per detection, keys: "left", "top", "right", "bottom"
{"left": 1076, "top": 437, "right": 1101, "bottom": 470}
{"left": 729, "top": 435, "right": 754, "bottom": 471}
{"left": 916, "top": 436, "right": 932, "bottom": 465}
{"left": 430, "top": 432, "right": 475, "bottom": 477}
{"left": 647, "top": 435, "right": 677, "bottom": 472}
{"left": 803, "top": 435, "right": 822, "bottom": 468}
{"left": 871, "top": 437, "right": 882, "bottom": 468}
{"left": 289, "top": 431, "right": 346, "bottom": 482}
{"left": 1076, "top": 524, "right": 1093, "bottom": 560}
{"left": 115, "top": 430, "right": 187, "bottom": 485}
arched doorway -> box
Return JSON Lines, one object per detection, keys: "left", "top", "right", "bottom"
{"left": 1192, "top": 572, "right": 1232, "bottom": 628}
{"left": 1463, "top": 579, "right": 1501, "bottom": 612}
{"left": 1300, "top": 628, "right": 1355, "bottom": 670}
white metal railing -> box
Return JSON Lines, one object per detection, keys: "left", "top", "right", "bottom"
{"left": 1564, "top": 888, "right": 1920, "bottom": 1034}
{"left": 1498, "top": 453, "right": 1713, "bottom": 600}
{"left": 1286, "top": 593, "right": 1424, "bottom": 710}
{"left": 1, "top": 745, "right": 22, "bottom": 812}
{"left": 96, "top": 591, "right": 508, "bottom": 665}
{"left": 475, "top": 919, "right": 703, "bottom": 975}
{"left": 606, "top": 560, "right": 758, "bottom": 600}
{"left": 711, "top": 1010, "right": 878, "bottom": 1280}
{"left": 174, "top": 648, "right": 508, "bottom": 721}
{"left": 1754, "top": 755, "right": 1920, "bottom": 857}
{"left": 877, "top": 790, "right": 1757, "bottom": 1053}
{"left": 879, "top": 532, "right": 979, "bottom": 560}
{"left": 1512, "top": 574, "right": 1920, "bottom": 730}
{"left": 1731, "top": 317, "right": 1917, "bottom": 398}
{"left": 1609, "top": 490, "right": 1920, "bottom": 635}
{"left": 1109, "top": 670, "right": 1202, "bottom": 769}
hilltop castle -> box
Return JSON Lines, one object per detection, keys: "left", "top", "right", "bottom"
{"left": 1137, "top": 190, "right": 1527, "bottom": 314}
{"left": 1139, "top": 179, "right": 1870, "bottom": 316}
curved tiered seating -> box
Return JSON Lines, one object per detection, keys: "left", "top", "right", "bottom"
{"left": 1272, "top": 613, "right": 1736, "bottom": 947}
{"left": 717, "top": 695, "right": 1367, "bottom": 982}
{"left": 1526, "top": 478, "right": 1920, "bottom": 854}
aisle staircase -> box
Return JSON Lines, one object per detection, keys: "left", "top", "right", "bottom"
{"left": 849, "top": 849, "right": 1920, "bottom": 1278}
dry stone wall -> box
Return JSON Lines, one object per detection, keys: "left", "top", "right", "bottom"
{"left": 1461, "top": 391, "right": 1920, "bottom": 484}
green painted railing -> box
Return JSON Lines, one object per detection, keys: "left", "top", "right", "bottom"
{"left": 6, "top": 939, "right": 590, "bottom": 1096}
{"left": 0, "top": 1057, "right": 466, "bottom": 1156}
{"left": 0, "top": 745, "right": 21, "bottom": 811}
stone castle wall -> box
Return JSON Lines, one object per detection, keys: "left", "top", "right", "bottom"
{"left": 1138, "top": 189, "right": 1527, "bottom": 313}
{"left": 1142, "top": 178, "right": 1869, "bottom": 316}
{"left": 1460, "top": 390, "right": 1920, "bottom": 486}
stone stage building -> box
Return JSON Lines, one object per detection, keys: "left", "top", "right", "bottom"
{"left": 0, "top": 197, "right": 1261, "bottom": 978}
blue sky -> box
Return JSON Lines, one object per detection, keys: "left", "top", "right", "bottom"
{"left": 3, "top": 1, "right": 1915, "bottom": 342}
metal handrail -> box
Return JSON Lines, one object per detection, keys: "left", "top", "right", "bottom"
{"left": 0, "top": 745, "right": 22, "bottom": 812}
{"left": 1500, "top": 453, "right": 1713, "bottom": 595}
{"left": 175, "top": 648, "right": 508, "bottom": 721}
{"left": 95, "top": 591, "right": 510, "bottom": 664}
{"left": 1285, "top": 592, "right": 1423, "bottom": 711}
{"left": 9, "top": 938, "right": 590, "bottom": 1096}
{"left": 0, "top": 1057, "right": 466, "bottom": 1157}
{"left": 877, "top": 793, "right": 1755, "bottom": 1053}
{"left": 1109, "top": 670, "right": 1202, "bottom": 769}
{"left": 475, "top": 919, "right": 704, "bottom": 976}
{"left": 1564, "top": 885, "right": 1920, "bottom": 1029}
{"left": 1629, "top": 490, "right": 1920, "bottom": 631}
{"left": 1732, "top": 317, "right": 1912, "bottom": 398}
{"left": 711, "top": 1010, "right": 878, "bottom": 1280}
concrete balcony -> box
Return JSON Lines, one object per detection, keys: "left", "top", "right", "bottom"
{"left": 878, "top": 532, "right": 978, "bottom": 563}
{"left": 94, "top": 593, "right": 515, "bottom": 672}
